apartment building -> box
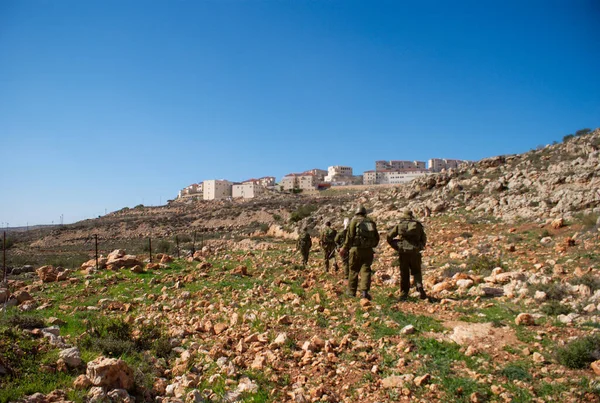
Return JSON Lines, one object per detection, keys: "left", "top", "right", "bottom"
{"left": 280, "top": 171, "right": 320, "bottom": 191}
{"left": 243, "top": 176, "right": 276, "bottom": 188}
{"left": 203, "top": 180, "right": 233, "bottom": 200}
{"left": 303, "top": 168, "right": 327, "bottom": 182}
{"left": 363, "top": 169, "right": 428, "bottom": 185}
{"left": 428, "top": 158, "right": 470, "bottom": 172}
{"left": 376, "top": 160, "right": 426, "bottom": 171}
{"left": 232, "top": 182, "right": 265, "bottom": 199}
{"left": 178, "top": 183, "right": 203, "bottom": 198}
{"left": 324, "top": 165, "right": 353, "bottom": 183}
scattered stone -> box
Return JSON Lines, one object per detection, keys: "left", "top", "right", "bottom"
{"left": 401, "top": 325, "right": 416, "bottom": 335}
{"left": 381, "top": 375, "right": 405, "bottom": 389}
{"left": 591, "top": 360, "right": 600, "bottom": 376}
{"left": 515, "top": 313, "right": 536, "bottom": 326}
{"left": 86, "top": 356, "right": 134, "bottom": 391}
{"left": 59, "top": 347, "right": 82, "bottom": 367}
{"left": 414, "top": 373, "right": 431, "bottom": 386}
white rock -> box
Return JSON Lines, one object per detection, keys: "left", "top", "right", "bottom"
{"left": 59, "top": 347, "right": 82, "bottom": 367}
{"left": 401, "top": 325, "right": 416, "bottom": 335}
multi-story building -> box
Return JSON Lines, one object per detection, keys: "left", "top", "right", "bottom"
{"left": 178, "top": 183, "right": 203, "bottom": 198}
{"left": 279, "top": 171, "right": 321, "bottom": 191}
{"left": 376, "top": 160, "right": 426, "bottom": 171}
{"left": 428, "top": 158, "right": 470, "bottom": 172}
{"left": 203, "top": 180, "right": 233, "bottom": 200}
{"left": 324, "top": 166, "right": 353, "bottom": 183}
{"left": 363, "top": 169, "right": 428, "bottom": 185}
{"left": 232, "top": 182, "right": 265, "bottom": 199}
{"left": 303, "top": 168, "right": 327, "bottom": 182}
{"left": 243, "top": 176, "right": 276, "bottom": 188}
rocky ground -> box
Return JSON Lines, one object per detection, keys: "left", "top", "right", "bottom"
{"left": 1, "top": 130, "right": 600, "bottom": 403}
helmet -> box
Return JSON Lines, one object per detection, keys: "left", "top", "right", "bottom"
{"left": 325, "top": 220, "right": 331, "bottom": 226}
{"left": 355, "top": 205, "right": 367, "bottom": 215}
{"left": 402, "top": 209, "right": 414, "bottom": 219}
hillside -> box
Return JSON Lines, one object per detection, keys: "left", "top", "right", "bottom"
{"left": 1, "top": 130, "right": 600, "bottom": 403}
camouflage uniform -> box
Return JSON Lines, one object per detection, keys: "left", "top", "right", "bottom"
{"left": 320, "top": 223, "right": 337, "bottom": 271}
{"left": 386, "top": 210, "right": 427, "bottom": 300}
{"left": 335, "top": 227, "right": 349, "bottom": 278}
{"left": 297, "top": 228, "right": 312, "bottom": 266}
{"left": 342, "top": 207, "right": 379, "bottom": 299}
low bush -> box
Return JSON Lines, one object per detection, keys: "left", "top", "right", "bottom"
{"left": 555, "top": 334, "right": 600, "bottom": 369}
{"left": 500, "top": 362, "right": 532, "bottom": 381}
{"left": 570, "top": 274, "right": 600, "bottom": 293}
{"left": 540, "top": 300, "right": 573, "bottom": 316}
{"left": 529, "top": 282, "right": 569, "bottom": 301}
{"left": 466, "top": 255, "right": 503, "bottom": 276}
{"left": 289, "top": 204, "right": 317, "bottom": 223}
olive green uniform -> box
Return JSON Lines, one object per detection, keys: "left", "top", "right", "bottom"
{"left": 386, "top": 218, "right": 427, "bottom": 298}
{"left": 297, "top": 230, "right": 312, "bottom": 266}
{"left": 335, "top": 228, "right": 349, "bottom": 277}
{"left": 342, "top": 215, "right": 379, "bottom": 295}
{"left": 320, "top": 227, "right": 337, "bottom": 271}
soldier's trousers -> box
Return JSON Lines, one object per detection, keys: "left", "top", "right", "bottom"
{"left": 348, "top": 247, "right": 374, "bottom": 294}
{"left": 323, "top": 244, "right": 336, "bottom": 270}
{"left": 399, "top": 252, "right": 423, "bottom": 295}
{"left": 341, "top": 253, "right": 350, "bottom": 278}
{"left": 301, "top": 248, "right": 310, "bottom": 265}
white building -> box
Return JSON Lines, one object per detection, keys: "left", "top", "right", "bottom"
{"left": 363, "top": 169, "right": 428, "bottom": 185}
{"left": 324, "top": 166, "right": 353, "bottom": 183}
{"left": 376, "top": 160, "right": 426, "bottom": 171}
{"left": 178, "top": 183, "right": 203, "bottom": 198}
{"left": 428, "top": 158, "right": 470, "bottom": 172}
{"left": 203, "top": 180, "right": 233, "bottom": 200}
{"left": 232, "top": 182, "right": 265, "bottom": 199}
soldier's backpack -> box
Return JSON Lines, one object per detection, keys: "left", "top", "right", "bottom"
{"left": 355, "top": 218, "right": 379, "bottom": 248}
{"left": 323, "top": 228, "right": 337, "bottom": 244}
{"left": 399, "top": 219, "right": 424, "bottom": 250}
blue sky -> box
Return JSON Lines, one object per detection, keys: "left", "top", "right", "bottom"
{"left": 1, "top": 0, "right": 599, "bottom": 226}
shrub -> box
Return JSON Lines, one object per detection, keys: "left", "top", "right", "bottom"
{"left": 7, "top": 314, "right": 45, "bottom": 330}
{"left": 578, "top": 212, "right": 599, "bottom": 230}
{"left": 563, "top": 134, "right": 575, "bottom": 142}
{"left": 500, "top": 363, "right": 532, "bottom": 381}
{"left": 289, "top": 204, "right": 317, "bottom": 223}
{"left": 570, "top": 274, "right": 600, "bottom": 293}
{"left": 272, "top": 214, "right": 282, "bottom": 222}
{"left": 460, "top": 232, "right": 473, "bottom": 238}
{"left": 540, "top": 300, "right": 573, "bottom": 316}
{"left": 555, "top": 334, "right": 600, "bottom": 369}
{"left": 466, "top": 255, "right": 503, "bottom": 276}
{"left": 529, "top": 282, "right": 569, "bottom": 301}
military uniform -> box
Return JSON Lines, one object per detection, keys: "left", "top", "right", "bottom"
{"left": 335, "top": 227, "right": 349, "bottom": 278}
{"left": 386, "top": 210, "right": 427, "bottom": 300}
{"left": 297, "top": 228, "right": 312, "bottom": 266}
{"left": 320, "top": 223, "right": 337, "bottom": 271}
{"left": 341, "top": 206, "right": 379, "bottom": 300}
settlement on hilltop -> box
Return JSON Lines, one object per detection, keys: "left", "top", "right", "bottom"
{"left": 177, "top": 158, "right": 470, "bottom": 201}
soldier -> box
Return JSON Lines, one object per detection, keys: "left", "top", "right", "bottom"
{"left": 320, "top": 220, "right": 338, "bottom": 272}
{"left": 297, "top": 226, "right": 312, "bottom": 267}
{"left": 340, "top": 205, "right": 379, "bottom": 300}
{"left": 386, "top": 209, "right": 428, "bottom": 301}
{"left": 335, "top": 218, "right": 350, "bottom": 279}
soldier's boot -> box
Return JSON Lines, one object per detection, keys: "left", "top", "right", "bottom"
{"left": 361, "top": 291, "right": 372, "bottom": 301}
{"left": 398, "top": 293, "right": 409, "bottom": 302}
{"left": 417, "top": 287, "right": 428, "bottom": 300}
{"left": 333, "top": 263, "right": 339, "bottom": 272}
{"left": 346, "top": 289, "right": 356, "bottom": 298}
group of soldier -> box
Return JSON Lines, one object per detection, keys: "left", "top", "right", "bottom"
{"left": 296, "top": 205, "right": 429, "bottom": 302}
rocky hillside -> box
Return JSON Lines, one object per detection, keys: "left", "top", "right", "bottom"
{"left": 1, "top": 130, "right": 599, "bottom": 403}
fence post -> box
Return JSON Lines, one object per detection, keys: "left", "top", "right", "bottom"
{"left": 2, "top": 231, "right": 6, "bottom": 285}
{"left": 94, "top": 234, "right": 98, "bottom": 270}
{"left": 149, "top": 237, "right": 152, "bottom": 263}
{"left": 192, "top": 231, "right": 196, "bottom": 256}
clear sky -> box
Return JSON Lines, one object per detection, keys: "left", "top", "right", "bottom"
{"left": 1, "top": 0, "right": 599, "bottom": 227}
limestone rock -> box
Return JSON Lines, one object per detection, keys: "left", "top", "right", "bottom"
{"left": 59, "top": 347, "right": 82, "bottom": 367}
{"left": 515, "top": 313, "right": 536, "bottom": 326}
{"left": 86, "top": 356, "right": 134, "bottom": 391}
{"left": 36, "top": 265, "right": 59, "bottom": 283}
{"left": 591, "top": 360, "right": 600, "bottom": 376}
{"left": 381, "top": 375, "right": 405, "bottom": 388}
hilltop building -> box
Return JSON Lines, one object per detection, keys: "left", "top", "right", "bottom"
{"left": 232, "top": 182, "right": 265, "bottom": 199}
{"left": 324, "top": 166, "right": 353, "bottom": 184}
{"left": 428, "top": 158, "right": 470, "bottom": 172}
{"left": 375, "top": 160, "right": 426, "bottom": 171}
{"left": 178, "top": 183, "right": 203, "bottom": 198}
{"left": 203, "top": 180, "right": 233, "bottom": 200}
{"left": 363, "top": 169, "right": 428, "bottom": 185}
{"left": 280, "top": 169, "right": 326, "bottom": 191}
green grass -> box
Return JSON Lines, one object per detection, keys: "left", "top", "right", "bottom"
{"left": 555, "top": 334, "right": 600, "bottom": 369}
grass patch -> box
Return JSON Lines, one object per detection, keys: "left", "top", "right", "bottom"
{"left": 528, "top": 281, "right": 569, "bottom": 301}
{"left": 540, "top": 300, "right": 573, "bottom": 316}
{"left": 570, "top": 274, "right": 600, "bottom": 293}
{"left": 499, "top": 362, "right": 532, "bottom": 381}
